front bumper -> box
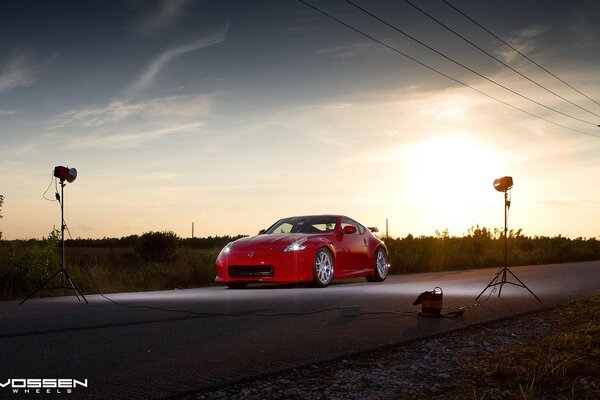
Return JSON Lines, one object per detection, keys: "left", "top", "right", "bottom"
{"left": 215, "top": 249, "right": 313, "bottom": 283}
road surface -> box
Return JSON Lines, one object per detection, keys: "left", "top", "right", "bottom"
{"left": 0, "top": 261, "right": 598, "bottom": 399}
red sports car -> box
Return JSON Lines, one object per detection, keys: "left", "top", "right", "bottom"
{"left": 215, "top": 215, "right": 389, "bottom": 288}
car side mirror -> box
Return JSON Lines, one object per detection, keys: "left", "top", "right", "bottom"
{"left": 258, "top": 229, "right": 266, "bottom": 235}
{"left": 342, "top": 225, "right": 357, "bottom": 234}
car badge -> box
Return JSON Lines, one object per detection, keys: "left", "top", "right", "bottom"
{"left": 247, "top": 251, "right": 254, "bottom": 258}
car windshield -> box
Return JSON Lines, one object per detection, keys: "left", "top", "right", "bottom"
{"left": 265, "top": 216, "right": 338, "bottom": 234}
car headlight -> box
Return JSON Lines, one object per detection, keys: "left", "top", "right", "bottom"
{"left": 220, "top": 242, "right": 233, "bottom": 255}
{"left": 284, "top": 237, "right": 308, "bottom": 252}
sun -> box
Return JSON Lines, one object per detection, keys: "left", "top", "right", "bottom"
{"left": 403, "top": 135, "right": 503, "bottom": 233}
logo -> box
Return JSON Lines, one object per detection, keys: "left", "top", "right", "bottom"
{"left": 1, "top": 379, "right": 88, "bottom": 395}
{"left": 247, "top": 251, "right": 254, "bottom": 258}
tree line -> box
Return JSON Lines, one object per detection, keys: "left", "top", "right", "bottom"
{"left": 4, "top": 233, "right": 247, "bottom": 250}
{"left": 383, "top": 225, "right": 600, "bottom": 273}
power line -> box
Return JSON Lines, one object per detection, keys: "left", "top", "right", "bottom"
{"left": 401, "top": 0, "right": 600, "bottom": 119}
{"left": 442, "top": 0, "right": 600, "bottom": 109}
{"left": 296, "top": 0, "right": 600, "bottom": 138}
{"left": 343, "top": 0, "right": 599, "bottom": 128}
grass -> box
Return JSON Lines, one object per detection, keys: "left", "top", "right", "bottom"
{"left": 64, "top": 247, "right": 220, "bottom": 296}
{"left": 0, "top": 242, "right": 219, "bottom": 300}
{"left": 1, "top": 227, "right": 599, "bottom": 301}
{"left": 445, "top": 293, "right": 600, "bottom": 399}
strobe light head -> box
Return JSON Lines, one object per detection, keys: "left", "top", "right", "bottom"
{"left": 493, "top": 176, "right": 513, "bottom": 192}
{"left": 54, "top": 166, "right": 77, "bottom": 183}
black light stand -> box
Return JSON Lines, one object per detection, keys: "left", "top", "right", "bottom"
{"left": 21, "top": 175, "right": 88, "bottom": 305}
{"left": 476, "top": 182, "right": 540, "bottom": 302}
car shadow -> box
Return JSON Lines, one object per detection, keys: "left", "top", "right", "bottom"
{"left": 223, "top": 278, "right": 367, "bottom": 290}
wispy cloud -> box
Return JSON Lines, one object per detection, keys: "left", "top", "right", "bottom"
{"left": 495, "top": 25, "right": 550, "bottom": 63}
{"left": 0, "top": 49, "right": 52, "bottom": 93}
{"left": 48, "top": 100, "right": 152, "bottom": 129}
{"left": 133, "top": 0, "right": 193, "bottom": 36}
{"left": 47, "top": 95, "right": 209, "bottom": 130}
{"left": 66, "top": 123, "right": 204, "bottom": 149}
{"left": 45, "top": 95, "right": 210, "bottom": 149}
{"left": 0, "top": 108, "right": 17, "bottom": 115}
{"left": 126, "top": 24, "right": 229, "bottom": 95}
{"left": 311, "top": 42, "right": 383, "bottom": 59}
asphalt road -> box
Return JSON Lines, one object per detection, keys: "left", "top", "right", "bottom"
{"left": 1, "top": 261, "right": 598, "bottom": 399}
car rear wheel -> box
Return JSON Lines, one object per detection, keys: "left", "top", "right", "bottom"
{"left": 366, "top": 248, "right": 388, "bottom": 282}
{"left": 313, "top": 248, "right": 334, "bottom": 287}
{"left": 225, "top": 283, "right": 247, "bottom": 289}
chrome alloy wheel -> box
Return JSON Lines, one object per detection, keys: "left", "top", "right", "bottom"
{"left": 376, "top": 249, "right": 388, "bottom": 279}
{"left": 314, "top": 249, "right": 334, "bottom": 287}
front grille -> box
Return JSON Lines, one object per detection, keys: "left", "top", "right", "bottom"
{"left": 229, "top": 265, "right": 274, "bottom": 278}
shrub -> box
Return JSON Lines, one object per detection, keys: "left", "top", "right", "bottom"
{"left": 136, "top": 231, "right": 180, "bottom": 262}
{"left": 0, "top": 229, "right": 60, "bottom": 300}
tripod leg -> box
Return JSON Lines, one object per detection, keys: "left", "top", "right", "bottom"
{"left": 64, "top": 271, "right": 89, "bottom": 304}
{"left": 498, "top": 268, "right": 508, "bottom": 297}
{"left": 476, "top": 267, "right": 503, "bottom": 301}
{"left": 20, "top": 269, "right": 63, "bottom": 305}
{"left": 506, "top": 268, "right": 541, "bottom": 302}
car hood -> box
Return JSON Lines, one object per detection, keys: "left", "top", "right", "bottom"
{"left": 229, "top": 234, "right": 309, "bottom": 251}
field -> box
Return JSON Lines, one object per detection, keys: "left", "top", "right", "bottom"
{"left": 0, "top": 228, "right": 599, "bottom": 301}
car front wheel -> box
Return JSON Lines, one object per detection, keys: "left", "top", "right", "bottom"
{"left": 313, "top": 248, "right": 334, "bottom": 287}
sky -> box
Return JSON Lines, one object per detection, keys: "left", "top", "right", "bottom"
{"left": 0, "top": 0, "right": 599, "bottom": 240}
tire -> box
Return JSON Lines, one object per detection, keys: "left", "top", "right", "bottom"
{"left": 225, "top": 283, "right": 247, "bottom": 289}
{"left": 313, "top": 248, "right": 334, "bottom": 287}
{"left": 366, "top": 248, "right": 388, "bottom": 282}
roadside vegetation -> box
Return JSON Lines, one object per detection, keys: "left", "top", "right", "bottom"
{"left": 0, "top": 227, "right": 598, "bottom": 300}
{"left": 384, "top": 226, "right": 600, "bottom": 273}
{"left": 444, "top": 292, "right": 600, "bottom": 399}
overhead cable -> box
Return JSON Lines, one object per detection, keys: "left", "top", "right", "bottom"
{"left": 401, "top": 0, "right": 600, "bottom": 119}
{"left": 343, "top": 0, "right": 599, "bottom": 128}
{"left": 442, "top": 0, "right": 600, "bottom": 109}
{"left": 296, "top": 0, "right": 599, "bottom": 138}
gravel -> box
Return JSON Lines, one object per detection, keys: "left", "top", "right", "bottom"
{"left": 177, "top": 306, "right": 584, "bottom": 400}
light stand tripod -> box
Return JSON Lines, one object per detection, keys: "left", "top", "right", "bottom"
{"left": 476, "top": 186, "right": 540, "bottom": 302}
{"left": 21, "top": 177, "right": 88, "bottom": 304}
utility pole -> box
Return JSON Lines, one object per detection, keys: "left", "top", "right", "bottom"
{"left": 386, "top": 218, "right": 389, "bottom": 238}
{"left": 191, "top": 222, "right": 195, "bottom": 239}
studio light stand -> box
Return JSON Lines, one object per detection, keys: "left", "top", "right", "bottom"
{"left": 21, "top": 167, "right": 88, "bottom": 305}
{"left": 476, "top": 177, "right": 540, "bottom": 302}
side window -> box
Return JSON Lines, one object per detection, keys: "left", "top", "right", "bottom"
{"left": 357, "top": 223, "right": 366, "bottom": 234}
{"left": 341, "top": 218, "right": 359, "bottom": 235}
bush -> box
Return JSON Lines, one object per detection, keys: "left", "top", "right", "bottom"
{"left": 136, "top": 231, "right": 180, "bottom": 262}
{"left": 0, "top": 229, "right": 60, "bottom": 300}
{"left": 383, "top": 226, "right": 600, "bottom": 274}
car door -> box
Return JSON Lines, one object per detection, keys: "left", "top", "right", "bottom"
{"left": 340, "top": 218, "right": 369, "bottom": 273}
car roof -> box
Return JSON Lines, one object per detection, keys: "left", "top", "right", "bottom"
{"left": 283, "top": 214, "right": 344, "bottom": 219}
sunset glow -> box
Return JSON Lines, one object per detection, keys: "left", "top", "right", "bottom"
{"left": 0, "top": 1, "right": 598, "bottom": 240}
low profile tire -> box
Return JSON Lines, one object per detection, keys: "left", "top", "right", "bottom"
{"left": 366, "top": 248, "right": 388, "bottom": 282}
{"left": 225, "top": 283, "right": 247, "bottom": 289}
{"left": 313, "top": 248, "right": 334, "bottom": 287}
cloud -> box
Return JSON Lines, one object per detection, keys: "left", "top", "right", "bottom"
{"left": 0, "top": 109, "right": 17, "bottom": 115}
{"left": 495, "top": 25, "right": 550, "bottom": 63}
{"left": 133, "top": 0, "right": 193, "bottom": 36}
{"left": 67, "top": 123, "right": 204, "bottom": 149}
{"left": 45, "top": 95, "right": 210, "bottom": 149}
{"left": 126, "top": 24, "right": 229, "bottom": 94}
{"left": 48, "top": 100, "right": 151, "bottom": 129}
{"left": 311, "top": 42, "right": 383, "bottom": 59}
{"left": 0, "top": 49, "right": 51, "bottom": 93}
{"left": 47, "top": 95, "right": 210, "bottom": 130}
